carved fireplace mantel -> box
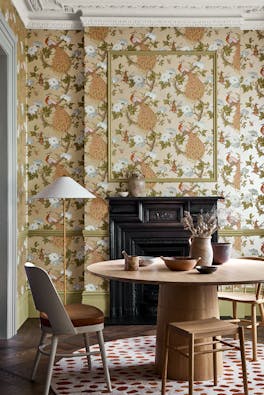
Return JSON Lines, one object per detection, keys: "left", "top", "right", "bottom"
{"left": 108, "top": 196, "right": 223, "bottom": 324}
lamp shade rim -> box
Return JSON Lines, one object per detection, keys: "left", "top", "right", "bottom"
{"left": 33, "top": 176, "right": 96, "bottom": 199}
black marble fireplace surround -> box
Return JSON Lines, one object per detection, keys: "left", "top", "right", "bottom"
{"left": 108, "top": 196, "right": 222, "bottom": 324}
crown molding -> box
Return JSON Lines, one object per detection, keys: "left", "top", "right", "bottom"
{"left": 11, "top": 0, "right": 264, "bottom": 29}
{"left": 80, "top": 16, "right": 241, "bottom": 28}
{"left": 62, "top": 0, "right": 264, "bottom": 10}
{"left": 26, "top": 19, "right": 82, "bottom": 30}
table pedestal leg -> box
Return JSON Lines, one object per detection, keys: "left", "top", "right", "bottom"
{"left": 155, "top": 284, "right": 222, "bottom": 381}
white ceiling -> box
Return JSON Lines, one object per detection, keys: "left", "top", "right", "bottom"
{"left": 11, "top": 0, "right": 264, "bottom": 29}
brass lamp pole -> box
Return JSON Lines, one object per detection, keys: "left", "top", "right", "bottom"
{"left": 33, "top": 176, "right": 95, "bottom": 304}
{"left": 63, "top": 198, "right": 66, "bottom": 304}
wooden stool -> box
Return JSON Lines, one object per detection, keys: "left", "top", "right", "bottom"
{"left": 161, "top": 317, "right": 248, "bottom": 395}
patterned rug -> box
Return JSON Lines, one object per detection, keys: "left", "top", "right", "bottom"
{"left": 51, "top": 336, "right": 264, "bottom": 394}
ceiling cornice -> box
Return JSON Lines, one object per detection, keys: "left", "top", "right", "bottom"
{"left": 11, "top": 0, "right": 264, "bottom": 30}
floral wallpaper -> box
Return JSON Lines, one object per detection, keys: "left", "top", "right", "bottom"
{"left": 0, "top": 0, "right": 27, "bottom": 299}
{"left": 26, "top": 30, "right": 86, "bottom": 293}
{"left": 109, "top": 50, "right": 216, "bottom": 182}
{"left": 84, "top": 27, "right": 263, "bottom": 293}
{"left": 240, "top": 30, "right": 264, "bottom": 233}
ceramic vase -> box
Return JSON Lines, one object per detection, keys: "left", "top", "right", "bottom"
{"left": 189, "top": 236, "right": 213, "bottom": 266}
{"left": 128, "top": 173, "right": 146, "bottom": 197}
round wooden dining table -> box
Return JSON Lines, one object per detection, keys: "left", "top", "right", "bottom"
{"left": 88, "top": 257, "right": 264, "bottom": 381}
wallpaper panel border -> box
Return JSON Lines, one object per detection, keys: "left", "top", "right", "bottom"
{"left": 107, "top": 49, "right": 217, "bottom": 183}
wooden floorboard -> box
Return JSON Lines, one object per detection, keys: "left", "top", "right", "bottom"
{"left": 0, "top": 318, "right": 262, "bottom": 394}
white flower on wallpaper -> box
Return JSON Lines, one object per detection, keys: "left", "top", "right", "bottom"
{"left": 85, "top": 283, "right": 97, "bottom": 292}
{"left": 48, "top": 78, "right": 60, "bottom": 90}
{"left": 48, "top": 252, "right": 62, "bottom": 265}
{"left": 29, "top": 219, "right": 44, "bottom": 230}
{"left": 85, "top": 165, "right": 97, "bottom": 177}
{"left": 85, "top": 45, "right": 97, "bottom": 57}
{"left": 48, "top": 136, "right": 60, "bottom": 148}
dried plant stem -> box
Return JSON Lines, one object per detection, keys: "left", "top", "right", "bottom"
{"left": 182, "top": 209, "right": 217, "bottom": 237}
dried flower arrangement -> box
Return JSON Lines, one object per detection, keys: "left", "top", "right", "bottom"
{"left": 182, "top": 209, "right": 218, "bottom": 237}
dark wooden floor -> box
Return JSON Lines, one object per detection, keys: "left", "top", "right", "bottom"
{"left": 0, "top": 319, "right": 156, "bottom": 394}
{"left": 0, "top": 319, "right": 263, "bottom": 394}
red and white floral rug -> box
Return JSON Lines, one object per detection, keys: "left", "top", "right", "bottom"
{"left": 51, "top": 336, "right": 264, "bottom": 394}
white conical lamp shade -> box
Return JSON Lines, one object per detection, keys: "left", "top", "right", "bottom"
{"left": 33, "top": 176, "right": 96, "bottom": 199}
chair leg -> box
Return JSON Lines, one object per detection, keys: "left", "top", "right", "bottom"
{"left": 238, "top": 326, "right": 248, "bottom": 395}
{"left": 31, "top": 331, "right": 47, "bottom": 381}
{"left": 259, "top": 303, "right": 264, "bottom": 323}
{"left": 161, "top": 326, "right": 170, "bottom": 395}
{"left": 212, "top": 336, "right": 217, "bottom": 386}
{"left": 188, "top": 334, "right": 194, "bottom": 395}
{"left": 233, "top": 301, "right": 238, "bottom": 340}
{"left": 44, "top": 335, "right": 58, "bottom": 395}
{"left": 251, "top": 303, "right": 258, "bottom": 361}
{"left": 97, "top": 330, "right": 112, "bottom": 392}
{"left": 83, "top": 333, "right": 92, "bottom": 371}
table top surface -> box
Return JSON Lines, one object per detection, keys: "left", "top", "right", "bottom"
{"left": 88, "top": 258, "right": 264, "bottom": 286}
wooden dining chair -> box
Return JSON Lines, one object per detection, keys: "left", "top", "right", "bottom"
{"left": 218, "top": 256, "right": 264, "bottom": 361}
{"left": 25, "top": 262, "right": 112, "bottom": 395}
{"left": 161, "top": 317, "right": 248, "bottom": 395}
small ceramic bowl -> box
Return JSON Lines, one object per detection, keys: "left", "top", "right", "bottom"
{"left": 161, "top": 256, "right": 201, "bottom": 271}
{"left": 119, "top": 191, "right": 129, "bottom": 197}
{"left": 196, "top": 265, "right": 218, "bottom": 274}
{"left": 138, "top": 256, "right": 160, "bottom": 266}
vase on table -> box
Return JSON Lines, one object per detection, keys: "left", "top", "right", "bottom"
{"left": 189, "top": 236, "right": 213, "bottom": 266}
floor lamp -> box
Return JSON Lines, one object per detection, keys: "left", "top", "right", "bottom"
{"left": 33, "top": 176, "right": 95, "bottom": 304}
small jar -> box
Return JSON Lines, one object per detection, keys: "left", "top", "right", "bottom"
{"left": 127, "top": 256, "right": 139, "bottom": 271}
{"left": 128, "top": 173, "right": 146, "bottom": 197}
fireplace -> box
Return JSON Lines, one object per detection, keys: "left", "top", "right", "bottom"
{"left": 108, "top": 196, "right": 222, "bottom": 324}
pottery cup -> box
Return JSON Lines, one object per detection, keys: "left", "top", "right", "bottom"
{"left": 212, "top": 242, "right": 232, "bottom": 265}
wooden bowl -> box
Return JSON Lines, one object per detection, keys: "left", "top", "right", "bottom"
{"left": 161, "top": 256, "right": 201, "bottom": 271}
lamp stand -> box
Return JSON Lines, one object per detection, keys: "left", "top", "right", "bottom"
{"left": 32, "top": 177, "right": 96, "bottom": 306}
{"left": 63, "top": 198, "right": 67, "bottom": 305}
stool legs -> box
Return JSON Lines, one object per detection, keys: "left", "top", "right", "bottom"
{"left": 188, "top": 334, "right": 194, "bottom": 395}
{"left": 161, "top": 326, "right": 249, "bottom": 395}
{"left": 239, "top": 326, "right": 248, "bottom": 395}
{"left": 161, "top": 326, "right": 169, "bottom": 395}
{"left": 251, "top": 303, "right": 257, "bottom": 361}
{"left": 233, "top": 301, "right": 239, "bottom": 340}
{"left": 212, "top": 336, "right": 218, "bottom": 386}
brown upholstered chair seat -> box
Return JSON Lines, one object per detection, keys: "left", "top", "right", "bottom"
{"left": 40, "top": 303, "right": 104, "bottom": 327}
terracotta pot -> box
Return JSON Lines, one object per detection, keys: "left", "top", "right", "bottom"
{"left": 189, "top": 236, "right": 213, "bottom": 266}
{"left": 212, "top": 242, "right": 232, "bottom": 265}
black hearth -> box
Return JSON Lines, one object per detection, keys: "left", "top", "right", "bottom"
{"left": 108, "top": 196, "right": 222, "bottom": 324}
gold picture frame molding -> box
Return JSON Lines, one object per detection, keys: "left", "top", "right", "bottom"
{"left": 107, "top": 49, "right": 217, "bottom": 183}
